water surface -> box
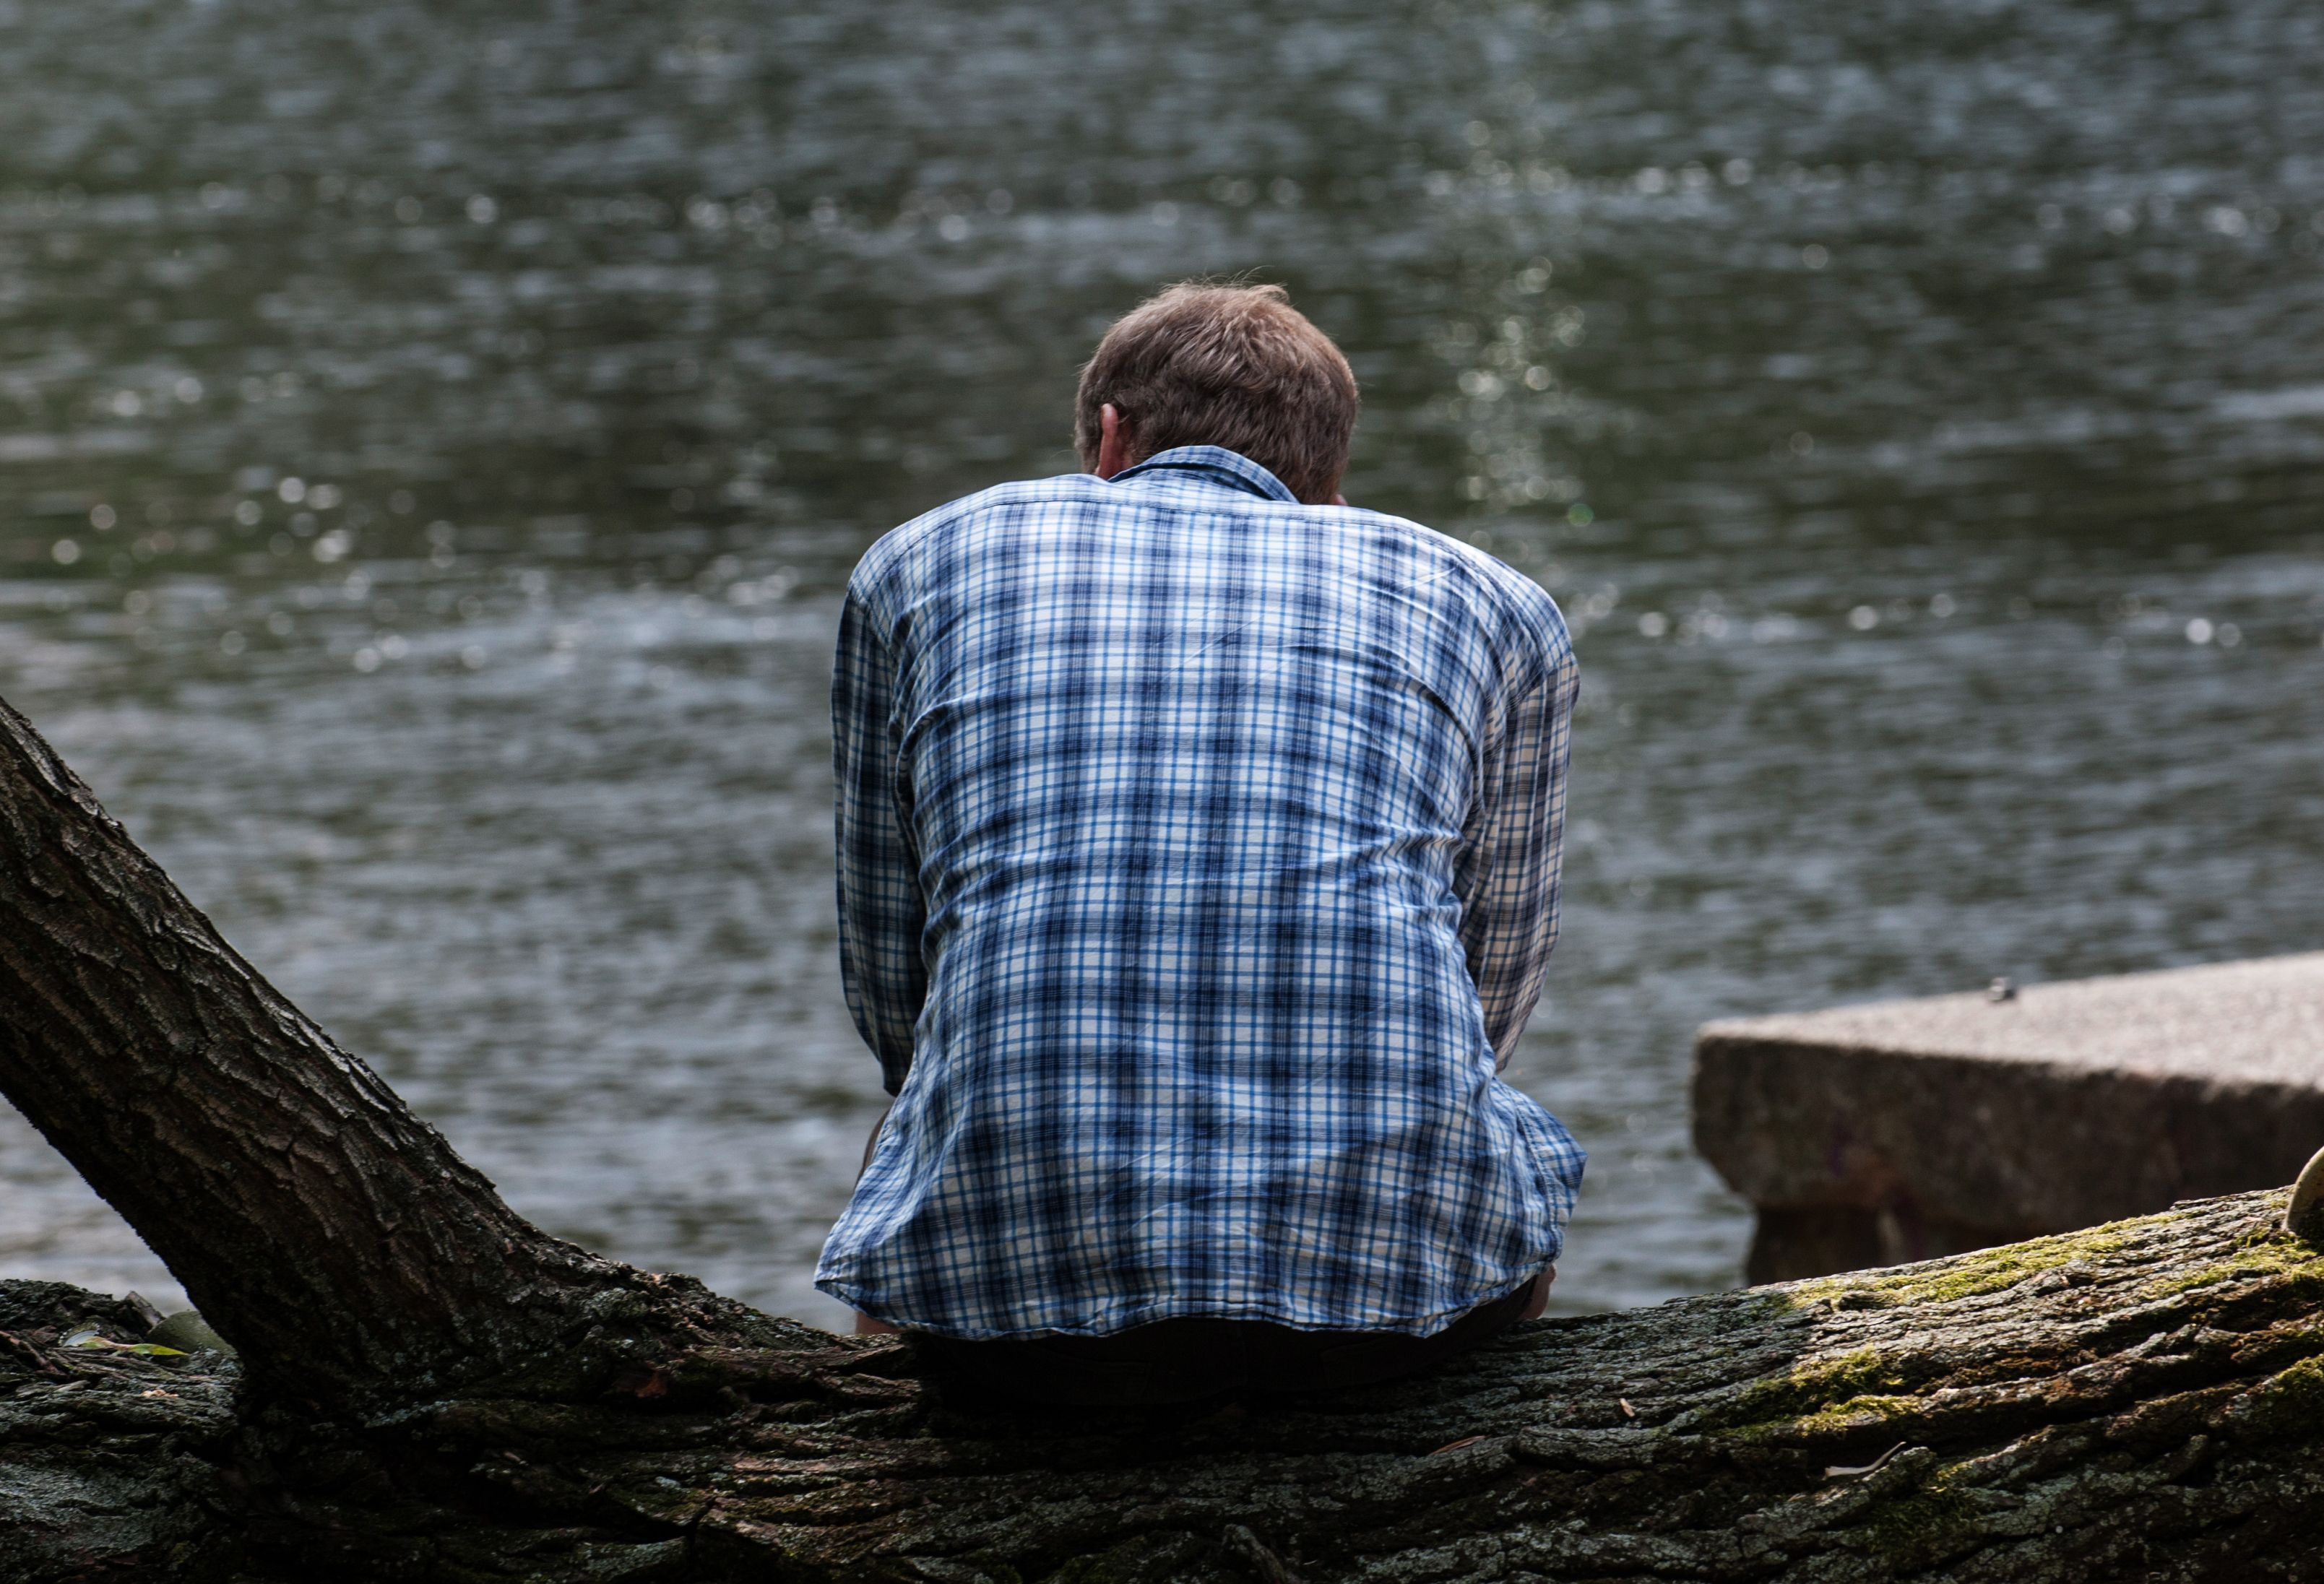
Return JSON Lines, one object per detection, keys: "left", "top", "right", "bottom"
{"left": 3, "top": 0, "right": 2320, "bottom": 1325}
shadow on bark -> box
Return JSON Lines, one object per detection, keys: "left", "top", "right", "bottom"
{"left": 4, "top": 691, "right": 2323, "bottom": 1583}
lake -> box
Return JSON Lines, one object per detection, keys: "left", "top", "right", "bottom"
{"left": 2, "top": 0, "right": 2320, "bottom": 1327}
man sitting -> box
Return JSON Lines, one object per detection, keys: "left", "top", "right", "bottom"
{"left": 816, "top": 282, "right": 1584, "bottom": 1406}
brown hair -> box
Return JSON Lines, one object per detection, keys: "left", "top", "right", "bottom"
{"left": 1074, "top": 281, "right": 1359, "bottom": 505}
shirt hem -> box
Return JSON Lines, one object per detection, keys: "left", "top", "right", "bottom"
{"left": 814, "top": 1265, "right": 1552, "bottom": 1343}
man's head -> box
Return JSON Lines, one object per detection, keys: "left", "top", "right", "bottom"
{"left": 1074, "top": 282, "right": 1359, "bottom": 506}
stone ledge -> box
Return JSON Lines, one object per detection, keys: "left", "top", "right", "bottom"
{"left": 1692, "top": 952, "right": 2324, "bottom": 1281}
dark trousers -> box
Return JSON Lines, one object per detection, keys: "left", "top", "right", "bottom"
{"left": 914, "top": 1275, "right": 1544, "bottom": 1408}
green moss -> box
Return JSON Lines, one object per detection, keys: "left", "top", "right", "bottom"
{"left": 2232, "top": 1351, "right": 2324, "bottom": 1440}
{"left": 2137, "top": 1221, "right": 2324, "bottom": 1301}
{"left": 1792, "top": 1224, "right": 2133, "bottom": 1311}
{"left": 1719, "top": 1199, "right": 2324, "bottom": 1446}
{"left": 1714, "top": 1346, "right": 1925, "bottom": 1434}
{"left": 1723, "top": 1291, "right": 1811, "bottom": 1328}
{"left": 1756, "top": 1194, "right": 2324, "bottom": 1315}
{"left": 1789, "top": 1393, "right": 1925, "bottom": 1437}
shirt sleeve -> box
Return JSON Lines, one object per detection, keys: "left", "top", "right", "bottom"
{"left": 1454, "top": 648, "right": 1578, "bottom": 1070}
{"left": 831, "top": 582, "right": 927, "bottom": 1096}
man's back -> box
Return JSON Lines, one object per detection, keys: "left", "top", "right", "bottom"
{"left": 818, "top": 444, "right": 1584, "bottom": 1340}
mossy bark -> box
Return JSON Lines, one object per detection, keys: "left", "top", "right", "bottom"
{"left": 9, "top": 1191, "right": 2324, "bottom": 1581}
{"left": 2, "top": 692, "right": 2321, "bottom": 1581}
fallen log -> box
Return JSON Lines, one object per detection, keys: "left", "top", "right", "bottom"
{"left": 3, "top": 691, "right": 2322, "bottom": 1581}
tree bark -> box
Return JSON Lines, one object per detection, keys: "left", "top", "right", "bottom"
{"left": 0, "top": 696, "right": 784, "bottom": 1410}
{"left": 3, "top": 690, "right": 2323, "bottom": 1582}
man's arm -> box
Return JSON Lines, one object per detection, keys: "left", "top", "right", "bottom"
{"left": 1455, "top": 653, "right": 1579, "bottom": 1069}
{"left": 832, "top": 586, "right": 926, "bottom": 1095}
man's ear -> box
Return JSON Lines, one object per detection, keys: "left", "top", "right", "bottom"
{"left": 1094, "top": 403, "right": 1133, "bottom": 479}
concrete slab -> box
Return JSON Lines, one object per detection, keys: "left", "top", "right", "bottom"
{"left": 1692, "top": 953, "right": 2324, "bottom": 1282}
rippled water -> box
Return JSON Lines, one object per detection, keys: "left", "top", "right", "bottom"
{"left": 3, "top": 0, "right": 2321, "bottom": 1327}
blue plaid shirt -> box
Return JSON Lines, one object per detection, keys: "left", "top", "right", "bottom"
{"left": 816, "top": 446, "right": 1584, "bottom": 1340}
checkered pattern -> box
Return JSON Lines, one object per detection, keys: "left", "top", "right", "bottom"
{"left": 816, "top": 446, "right": 1584, "bottom": 1340}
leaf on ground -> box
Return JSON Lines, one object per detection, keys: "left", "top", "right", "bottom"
{"left": 61, "top": 1331, "right": 186, "bottom": 1357}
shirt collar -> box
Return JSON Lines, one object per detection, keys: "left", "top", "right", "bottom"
{"left": 1112, "top": 445, "right": 1301, "bottom": 505}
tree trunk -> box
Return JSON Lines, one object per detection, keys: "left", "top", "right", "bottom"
{"left": 0, "top": 696, "right": 789, "bottom": 1411}
{"left": 2, "top": 690, "right": 2322, "bottom": 1582}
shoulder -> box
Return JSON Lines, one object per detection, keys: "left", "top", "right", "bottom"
{"left": 849, "top": 474, "right": 1106, "bottom": 605}
{"left": 1331, "top": 507, "right": 1574, "bottom": 693}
